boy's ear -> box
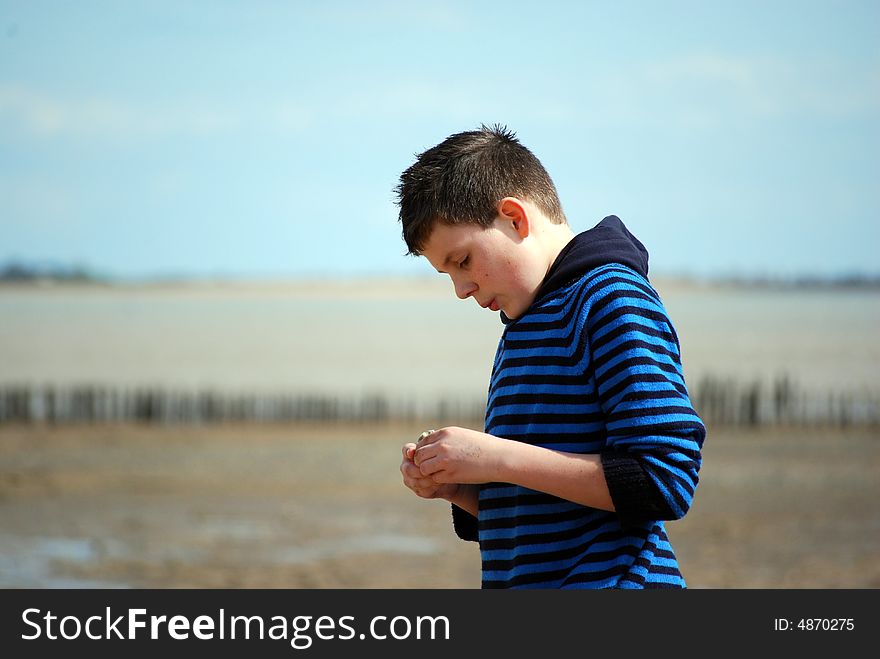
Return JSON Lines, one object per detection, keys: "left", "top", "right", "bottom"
{"left": 498, "top": 197, "right": 530, "bottom": 239}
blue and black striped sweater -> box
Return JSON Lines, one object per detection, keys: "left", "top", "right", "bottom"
{"left": 451, "top": 216, "right": 706, "bottom": 589}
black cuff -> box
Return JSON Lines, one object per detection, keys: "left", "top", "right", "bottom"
{"left": 600, "top": 450, "right": 673, "bottom": 524}
{"left": 451, "top": 504, "right": 479, "bottom": 542}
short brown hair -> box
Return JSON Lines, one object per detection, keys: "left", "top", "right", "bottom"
{"left": 394, "top": 124, "right": 567, "bottom": 255}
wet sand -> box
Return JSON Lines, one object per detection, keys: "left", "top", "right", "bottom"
{"left": 0, "top": 422, "right": 877, "bottom": 588}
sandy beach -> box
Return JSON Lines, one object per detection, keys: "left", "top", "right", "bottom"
{"left": 1, "top": 421, "right": 877, "bottom": 588}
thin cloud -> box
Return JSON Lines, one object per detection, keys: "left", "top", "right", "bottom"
{"left": 642, "top": 53, "right": 880, "bottom": 120}
{"left": 0, "top": 85, "right": 318, "bottom": 142}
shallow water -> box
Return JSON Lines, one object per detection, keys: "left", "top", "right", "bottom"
{"left": 0, "top": 536, "right": 125, "bottom": 588}
{"left": 1, "top": 280, "right": 877, "bottom": 402}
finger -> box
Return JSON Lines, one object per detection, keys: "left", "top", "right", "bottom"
{"left": 414, "top": 475, "right": 437, "bottom": 490}
{"left": 408, "top": 475, "right": 437, "bottom": 497}
{"left": 431, "top": 471, "right": 451, "bottom": 484}
{"left": 401, "top": 461, "right": 422, "bottom": 480}
{"left": 402, "top": 443, "right": 416, "bottom": 460}
{"left": 417, "top": 455, "right": 442, "bottom": 476}
{"left": 404, "top": 465, "right": 437, "bottom": 493}
{"left": 413, "top": 443, "right": 437, "bottom": 467}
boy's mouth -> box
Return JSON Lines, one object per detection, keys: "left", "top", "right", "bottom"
{"left": 478, "top": 297, "right": 500, "bottom": 312}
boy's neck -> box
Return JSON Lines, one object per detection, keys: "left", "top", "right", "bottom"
{"left": 539, "top": 221, "right": 576, "bottom": 277}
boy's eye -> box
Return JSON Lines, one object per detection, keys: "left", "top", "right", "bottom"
{"left": 459, "top": 256, "right": 470, "bottom": 268}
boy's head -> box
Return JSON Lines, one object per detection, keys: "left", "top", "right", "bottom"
{"left": 395, "top": 125, "right": 572, "bottom": 320}
{"left": 395, "top": 124, "right": 567, "bottom": 256}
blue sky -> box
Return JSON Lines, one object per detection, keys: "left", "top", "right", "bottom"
{"left": 2, "top": 0, "right": 878, "bottom": 280}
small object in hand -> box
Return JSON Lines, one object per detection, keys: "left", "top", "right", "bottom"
{"left": 418, "top": 429, "right": 436, "bottom": 443}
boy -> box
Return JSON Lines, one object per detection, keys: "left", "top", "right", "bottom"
{"left": 396, "top": 125, "right": 705, "bottom": 589}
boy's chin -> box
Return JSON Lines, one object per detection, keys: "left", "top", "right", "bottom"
{"left": 498, "top": 305, "right": 521, "bottom": 320}
{"left": 499, "top": 299, "right": 529, "bottom": 319}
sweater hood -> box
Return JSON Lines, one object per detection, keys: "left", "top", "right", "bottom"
{"left": 501, "top": 215, "right": 649, "bottom": 324}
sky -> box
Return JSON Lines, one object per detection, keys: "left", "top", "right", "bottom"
{"left": 1, "top": 0, "right": 878, "bottom": 281}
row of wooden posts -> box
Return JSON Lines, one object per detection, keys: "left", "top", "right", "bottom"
{"left": 0, "top": 386, "right": 485, "bottom": 426}
{"left": 0, "top": 377, "right": 877, "bottom": 427}
{"left": 692, "top": 375, "right": 879, "bottom": 428}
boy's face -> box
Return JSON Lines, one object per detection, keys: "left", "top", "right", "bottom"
{"left": 421, "top": 216, "right": 547, "bottom": 320}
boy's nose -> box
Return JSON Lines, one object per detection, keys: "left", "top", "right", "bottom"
{"left": 453, "top": 278, "right": 477, "bottom": 300}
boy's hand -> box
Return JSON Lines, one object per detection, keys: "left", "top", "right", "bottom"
{"left": 400, "top": 443, "right": 460, "bottom": 501}
{"left": 412, "top": 426, "right": 505, "bottom": 484}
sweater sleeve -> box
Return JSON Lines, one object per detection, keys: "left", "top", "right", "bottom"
{"left": 451, "top": 504, "right": 478, "bottom": 542}
{"left": 585, "top": 267, "right": 706, "bottom": 524}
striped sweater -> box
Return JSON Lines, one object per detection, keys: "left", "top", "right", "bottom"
{"left": 451, "top": 216, "right": 706, "bottom": 589}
